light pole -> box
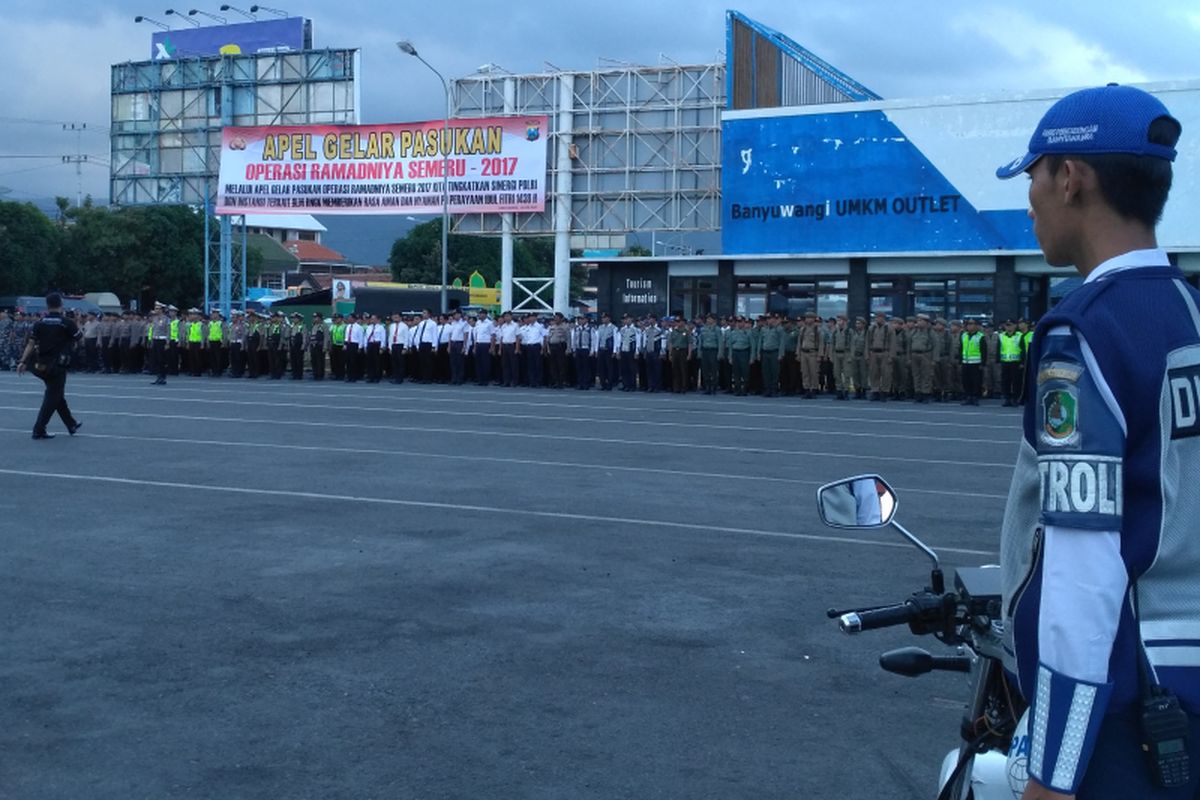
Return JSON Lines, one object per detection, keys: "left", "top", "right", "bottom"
{"left": 134, "top": 14, "right": 170, "bottom": 29}
{"left": 219, "top": 4, "right": 256, "bottom": 19}
{"left": 189, "top": 9, "right": 228, "bottom": 23}
{"left": 398, "top": 39, "right": 451, "bottom": 313}
{"left": 164, "top": 8, "right": 201, "bottom": 25}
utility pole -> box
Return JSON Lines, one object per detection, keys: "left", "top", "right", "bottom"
{"left": 62, "top": 123, "right": 87, "bottom": 207}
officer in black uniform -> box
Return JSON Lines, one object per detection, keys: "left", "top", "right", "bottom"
{"left": 16, "top": 293, "right": 83, "bottom": 440}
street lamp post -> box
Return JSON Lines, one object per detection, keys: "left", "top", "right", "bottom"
{"left": 398, "top": 39, "right": 451, "bottom": 314}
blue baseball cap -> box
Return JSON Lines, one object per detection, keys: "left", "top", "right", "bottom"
{"left": 996, "top": 84, "right": 1180, "bottom": 179}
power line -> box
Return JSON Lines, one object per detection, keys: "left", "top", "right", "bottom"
{"left": 0, "top": 116, "right": 110, "bottom": 131}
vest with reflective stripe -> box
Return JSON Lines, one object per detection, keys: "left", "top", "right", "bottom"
{"left": 999, "top": 332, "right": 1022, "bottom": 363}
{"left": 331, "top": 324, "right": 346, "bottom": 346}
{"left": 961, "top": 332, "right": 983, "bottom": 364}
{"left": 170, "top": 319, "right": 180, "bottom": 342}
{"left": 187, "top": 322, "right": 203, "bottom": 343}
{"left": 208, "top": 322, "right": 223, "bottom": 343}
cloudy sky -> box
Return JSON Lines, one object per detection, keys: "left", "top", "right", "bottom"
{"left": 0, "top": 0, "right": 1197, "bottom": 208}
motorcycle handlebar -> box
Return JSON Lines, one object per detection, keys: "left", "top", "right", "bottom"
{"left": 838, "top": 602, "right": 919, "bottom": 634}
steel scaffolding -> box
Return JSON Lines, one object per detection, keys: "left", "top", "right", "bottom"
{"left": 109, "top": 48, "right": 359, "bottom": 315}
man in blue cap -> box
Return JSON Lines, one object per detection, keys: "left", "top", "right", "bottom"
{"left": 997, "top": 84, "right": 1199, "bottom": 799}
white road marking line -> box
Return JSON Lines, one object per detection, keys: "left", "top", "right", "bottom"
{"left": 0, "top": 427, "right": 1010, "bottom": 500}
{"left": 0, "top": 407, "right": 1018, "bottom": 467}
{"left": 0, "top": 467, "right": 999, "bottom": 558}
{"left": 1, "top": 374, "right": 1024, "bottom": 429}
{"left": 0, "top": 388, "right": 1021, "bottom": 445}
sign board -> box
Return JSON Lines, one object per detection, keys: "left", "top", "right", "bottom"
{"left": 216, "top": 117, "right": 549, "bottom": 216}
{"left": 604, "top": 264, "right": 668, "bottom": 319}
{"left": 722, "top": 82, "right": 1200, "bottom": 256}
{"left": 150, "top": 18, "right": 308, "bottom": 60}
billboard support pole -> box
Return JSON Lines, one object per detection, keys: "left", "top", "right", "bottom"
{"left": 501, "top": 77, "right": 515, "bottom": 312}
{"left": 204, "top": 180, "right": 212, "bottom": 313}
{"left": 553, "top": 73, "right": 573, "bottom": 314}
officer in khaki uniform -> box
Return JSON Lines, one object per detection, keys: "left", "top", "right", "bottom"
{"left": 797, "top": 312, "right": 821, "bottom": 399}
{"left": 866, "top": 311, "right": 892, "bottom": 401}
{"left": 829, "top": 314, "right": 851, "bottom": 400}
{"left": 850, "top": 316, "right": 868, "bottom": 399}
{"left": 907, "top": 313, "right": 935, "bottom": 403}
{"left": 930, "top": 317, "right": 949, "bottom": 401}
{"left": 890, "top": 316, "right": 909, "bottom": 399}
{"left": 948, "top": 319, "right": 964, "bottom": 400}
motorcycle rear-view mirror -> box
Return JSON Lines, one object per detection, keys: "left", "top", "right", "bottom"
{"left": 816, "top": 475, "right": 897, "bottom": 529}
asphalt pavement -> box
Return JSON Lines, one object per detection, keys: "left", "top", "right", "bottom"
{"left": 0, "top": 370, "right": 1023, "bottom": 800}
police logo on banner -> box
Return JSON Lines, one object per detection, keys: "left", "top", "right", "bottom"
{"left": 1041, "top": 386, "right": 1079, "bottom": 448}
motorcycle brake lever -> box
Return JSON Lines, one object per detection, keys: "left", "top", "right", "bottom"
{"left": 826, "top": 604, "right": 893, "bottom": 619}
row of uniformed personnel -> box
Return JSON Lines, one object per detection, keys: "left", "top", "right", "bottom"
{"left": 69, "top": 305, "right": 1038, "bottom": 405}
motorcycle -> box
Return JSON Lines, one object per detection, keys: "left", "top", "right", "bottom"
{"left": 815, "top": 474, "right": 1031, "bottom": 800}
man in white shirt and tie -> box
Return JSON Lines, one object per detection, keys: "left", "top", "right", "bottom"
{"left": 344, "top": 313, "right": 365, "bottom": 383}
{"left": 388, "top": 312, "right": 410, "bottom": 384}
{"left": 495, "top": 311, "right": 520, "bottom": 387}
{"left": 364, "top": 313, "right": 386, "bottom": 383}
{"left": 518, "top": 313, "right": 546, "bottom": 387}
{"left": 413, "top": 310, "right": 438, "bottom": 383}
{"left": 447, "top": 309, "right": 469, "bottom": 385}
{"left": 470, "top": 309, "right": 496, "bottom": 386}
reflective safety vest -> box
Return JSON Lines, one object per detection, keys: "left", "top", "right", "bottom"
{"left": 331, "top": 324, "right": 346, "bottom": 346}
{"left": 187, "top": 321, "right": 203, "bottom": 343}
{"left": 146, "top": 323, "right": 153, "bottom": 342}
{"left": 961, "top": 331, "right": 983, "bottom": 364}
{"left": 169, "top": 319, "right": 180, "bottom": 342}
{"left": 1023, "top": 330, "right": 1034, "bottom": 353}
{"left": 208, "top": 322, "right": 223, "bottom": 343}
{"left": 999, "top": 332, "right": 1023, "bottom": 363}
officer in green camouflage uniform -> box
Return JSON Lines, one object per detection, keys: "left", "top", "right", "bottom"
{"left": 755, "top": 314, "right": 785, "bottom": 397}
{"left": 697, "top": 314, "right": 723, "bottom": 395}
{"left": 725, "top": 318, "right": 753, "bottom": 396}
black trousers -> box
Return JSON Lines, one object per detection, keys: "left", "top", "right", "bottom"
{"left": 310, "top": 346, "right": 325, "bottom": 380}
{"left": 288, "top": 341, "right": 303, "bottom": 379}
{"left": 524, "top": 344, "right": 543, "bottom": 387}
{"left": 229, "top": 343, "right": 245, "bottom": 378}
{"left": 33, "top": 367, "right": 76, "bottom": 434}
{"left": 474, "top": 343, "right": 492, "bottom": 385}
{"left": 574, "top": 348, "right": 593, "bottom": 389}
{"left": 548, "top": 343, "right": 568, "bottom": 388}
{"left": 418, "top": 343, "right": 435, "bottom": 382}
{"left": 597, "top": 352, "right": 617, "bottom": 390}
{"left": 209, "top": 342, "right": 224, "bottom": 377}
{"left": 390, "top": 345, "right": 406, "bottom": 383}
{"left": 366, "top": 343, "right": 382, "bottom": 382}
{"left": 84, "top": 339, "right": 99, "bottom": 372}
{"left": 962, "top": 363, "right": 983, "bottom": 400}
{"left": 645, "top": 351, "right": 662, "bottom": 392}
{"left": 619, "top": 351, "right": 638, "bottom": 390}
{"left": 344, "top": 343, "right": 360, "bottom": 382}
{"left": 449, "top": 341, "right": 466, "bottom": 384}
{"left": 670, "top": 350, "right": 689, "bottom": 393}
{"left": 499, "top": 343, "right": 518, "bottom": 386}
{"left": 330, "top": 345, "right": 344, "bottom": 380}
{"left": 1001, "top": 361, "right": 1022, "bottom": 402}
{"left": 153, "top": 339, "right": 167, "bottom": 382}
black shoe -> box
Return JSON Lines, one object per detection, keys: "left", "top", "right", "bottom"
{"left": 68, "top": 421, "right": 82, "bottom": 436}
{"left": 32, "top": 431, "right": 55, "bottom": 440}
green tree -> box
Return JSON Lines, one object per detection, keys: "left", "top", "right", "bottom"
{"left": 0, "top": 200, "right": 63, "bottom": 295}
{"left": 389, "top": 223, "right": 586, "bottom": 303}
{"left": 57, "top": 204, "right": 206, "bottom": 307}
